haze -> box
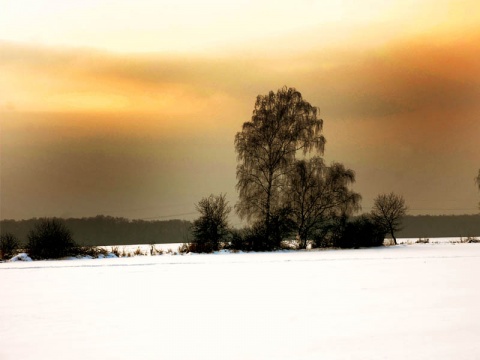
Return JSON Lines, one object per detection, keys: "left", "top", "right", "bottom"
{"left": 1, "top": 0, "right": 479, "bottom": 222}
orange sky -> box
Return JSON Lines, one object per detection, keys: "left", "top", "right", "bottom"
{"left": 1, "top": 0, "right": 479, "bottom": 221}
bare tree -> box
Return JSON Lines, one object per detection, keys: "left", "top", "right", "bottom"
{"left": 27, "top": 218, "right": 77, "bottom": 259}
{"left": 191, "top": 193, "right": 231, "bottom": 252}
{"left": 234, "top": 86, "right": 325, "bottom": 248}
{"left": 288, "top": 157, "right": 361, "bottom": 248}
{"left": 371, "top": 193, "right": 407, "bottom": 245}
{"left": 0, "top": 233, "right": 20, "bottom": 260}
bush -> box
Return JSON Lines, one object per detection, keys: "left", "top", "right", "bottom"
{"left": 191, "top": 194, "right": 231, "bottom": 253}
{"left": 150, "top": 245, "right": 163, "bottom": 256}
{"left": 0, "top": 233, "right": 20, "bottom": 259}
{"left": 134, "top": 247, "right": 145, "bottom": 256}
{"left": 226, "top": 216, "right": 294, "bottom": 252}
{"left": 111, "top": 246, "right": 121, "bottom": 257}
{"left": 226, "top": 223, "right": 276, "bottom": 252}
{"left": 227, "top": 228, "right": 250, "bottom": 251}
{"left": 334, "top": 215, "right": 386, "bottom": 248}
{"left": 310, "top": 215, "right": 348, "bottom": 249}
{"left": 178, "top": 241, "right": 213, "bottom": 254}
{"left": 26, "top": 218, "right": 77, "bottom": 259}
{"left": 177, "top": 243, "right": 190, "bottom": 254}
{"left": 239, "top": 224, "right": 268, "bottom": 251}
{"left": 466, "top": 237, "right": 480, "bottom": 243}
{"left": 75, "top": 246, "right": 109, "bottom": 258}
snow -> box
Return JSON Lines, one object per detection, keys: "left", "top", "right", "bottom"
{"left": 397, "top": 237, "right": 480, "bottom": 244}
{"left": 96, "top": 253, "right": 118, "bottom": 259}
{"left": 1, "top": 243, "right": 480, "bottom": 359}
{"left": 9, "top": 253, "right": 32, "bottom": 262}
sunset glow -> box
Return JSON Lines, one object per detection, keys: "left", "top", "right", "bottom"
{"left": 1, "top": 0, "right": 479, "bottom": 220}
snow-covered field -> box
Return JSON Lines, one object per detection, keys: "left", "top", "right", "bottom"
{"left": 1, "top": 243, "right": 480, "bottom": 360}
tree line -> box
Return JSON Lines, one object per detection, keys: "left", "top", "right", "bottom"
{"left": 399, "top": 214, "right": 480, "bottom": 238}
{"left": 0, "top": 216, "right": 193, "bottom": 260}
{"left": 0, "top": 216, "right": 191, "bottom": 246}
{"left": 2, "top": 87, "right": 478, "bottom": 258}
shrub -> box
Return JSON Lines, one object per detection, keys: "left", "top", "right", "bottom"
{"left": 178, "top": 241, "right": 209, "bottom": 253}
{"left": 26, "top": 218, "right": 77, "bottom": 259}
{"left": 150, "top": 245, "right": 163, "bottom": 255}
{"left": 467, "top": 237, "right": 480, "bottom": 243}
{"left": 227, "top": 223, "right": 274, "bottom": 252}
{"left": 227, "top": 228, "right": 252, "bottom": 251}
{"left": 311, "top": 215, "right": 348, "bottom": 249}
{"left": 75, "top": 246, "right": 109, "bottom": 258}
{"left": 225, "top": 219, "right": 294, "bottom": 252}
{"left": 459, "top": 236, "right": 480, "bottom": 244}
{"left": 0, "top": 233, "right": 20, "bottom": 259}
{"left": 134, "top": 247, "right": 145, "bottom": 256}
{"left": 177, "top": 243, "right": 190, "bottom": 254}
{"left": 111, "top": 246, "right": 121, "bottom": 257}
{"left": 334, "top": 215, "right": 386, "bottom": 248}
{"left": 191, "top": 194, "right": 231, "bottom": 253}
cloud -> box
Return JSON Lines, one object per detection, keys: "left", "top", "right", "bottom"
{"left": 2, "top": 29, "right": 479, "bottom": 219}
{"left": 2, "top": 30, "right": 479, "bottom": 146}
{"left": 2, "top": 30, "right": 479, "bottom": 117}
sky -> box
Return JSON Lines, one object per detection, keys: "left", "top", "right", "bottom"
{"left": 1, "top": 0, "right": 479, "bottom": 222}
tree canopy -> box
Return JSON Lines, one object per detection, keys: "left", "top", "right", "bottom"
{"left": 287, "top": 157, "right": 361, "bottom": 248}
{"left": 234, "top": 86, "right": 325, "bottom": 248}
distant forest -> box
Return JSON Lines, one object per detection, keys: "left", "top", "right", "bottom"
{"left": 0, "top": 216, "right": 192, "bottom": 246}
{"left": 0, "top": 214, "right": 479, "bottom": 246}
{"left": 398, "top": 215, "right": 480, "bottom": 238}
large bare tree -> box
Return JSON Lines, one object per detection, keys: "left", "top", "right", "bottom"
{"left": 234, "top": 87, "right": 325, "bottom": 247}
{"left": 288, "top": 157, "right": 361, "bottom": 249}
{"left": 371, "top": 192, "right": 407, "bottom": 245}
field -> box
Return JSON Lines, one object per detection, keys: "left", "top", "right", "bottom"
{"left": 1, "top": 242, "right": 480, "bottom": 359}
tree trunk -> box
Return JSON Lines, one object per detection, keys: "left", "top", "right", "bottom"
{"left": 264, "top": 171, "right": 273, "bottom": 248}
{"left": 299, "top": 230, "right": 307, "bottom": 249}
{"left": 390, "top": 228, "right": 397, "bottom": 245}
{"left": 298, "top": 219, "right": 307, "bottom": 249}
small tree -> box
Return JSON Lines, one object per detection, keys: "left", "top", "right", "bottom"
{"left": 27, "top": 218, "right": 77, "bottom": 259}
{"left": 0, "top": 233, "right": 20, "bottom": 259}
{"left": 371, "top": 193, "right": 407, "bottom": 245}
{"left": 190, "top": 194, "right": 231, "bottom": 253}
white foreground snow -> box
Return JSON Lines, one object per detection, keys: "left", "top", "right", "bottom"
{"left": 1, "top": 244, "right": 480, "bottom": 359}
